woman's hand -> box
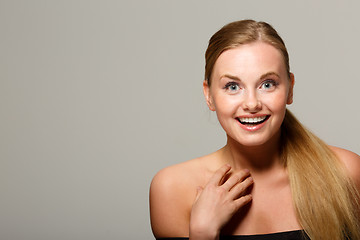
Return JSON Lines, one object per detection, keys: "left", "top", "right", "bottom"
{"left": 189, "top": 164, "right": 253, "bottom": 240}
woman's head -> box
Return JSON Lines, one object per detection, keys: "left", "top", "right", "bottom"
{"left": 203, "top": 20, "right": 294, "bottom": 147}
{"left": 205, "top": 20, "right": 290, "bottom": 86}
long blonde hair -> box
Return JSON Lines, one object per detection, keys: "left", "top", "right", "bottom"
{"left": 205, "top": 20, "right": 360, "bottom": 240}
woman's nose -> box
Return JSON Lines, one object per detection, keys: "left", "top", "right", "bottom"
{"left": 242, "top": 91, "right": 262, "bottom": 112}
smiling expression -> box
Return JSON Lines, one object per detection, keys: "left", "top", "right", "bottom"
{"left": 203, "top": 41, "right": 294, "bottom": 147}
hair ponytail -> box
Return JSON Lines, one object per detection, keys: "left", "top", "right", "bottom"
{"left": 282, "top": 109, "right": 360, "bottom": 240}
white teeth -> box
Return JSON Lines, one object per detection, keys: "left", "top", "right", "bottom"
{"left": 239, "top": 116, "right": 267, "bottom": 123}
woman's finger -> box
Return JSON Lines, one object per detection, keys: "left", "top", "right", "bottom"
{"left": 194, "top": 186, "right": 203, "bottom": 202}
{"left": 208, "top": 164, "right": 232, "bottom": 186}
{"left": 233, "top": 194, "right": 253, "bottom": 209}
{"left": 229, "top": 176, "right": 254, "bottom": 200}
{"left": 221, "top": 169, "right": 250, "bottom": 191}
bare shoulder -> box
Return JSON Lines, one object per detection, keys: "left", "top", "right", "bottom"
{"left": 149, "top": 158, "right": 205, "bottom": 238}
{"left": 329, "top": 145, "right": 360, "bottom": 187}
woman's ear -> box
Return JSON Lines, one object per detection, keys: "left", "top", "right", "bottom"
{"left": 203, "top": 80, "right": 215, "bottom": 111}
{"left": 287, "top": 73, "right": 295, "bottom": 105}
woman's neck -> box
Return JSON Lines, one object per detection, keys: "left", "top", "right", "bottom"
{"left": 220, "top": 132, "right": 284, "bottom": 174}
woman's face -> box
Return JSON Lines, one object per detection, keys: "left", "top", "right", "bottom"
{"left": 203, "top": 41, "right": 294, "bottom": 147}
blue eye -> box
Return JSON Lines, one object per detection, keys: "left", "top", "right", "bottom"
{"left": 224, "top": 82, "right": 240, "bottom": 92}
{"left": 261, "top": 80, "right": 277, "bottom": 90}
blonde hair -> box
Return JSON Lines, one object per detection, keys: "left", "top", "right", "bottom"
{"left": 205, "top": 20, "right": 360, "bottom": 240}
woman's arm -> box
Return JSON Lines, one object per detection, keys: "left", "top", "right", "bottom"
{"left": 150, "top": 166, "right": 192, "bottom": 238}
{"left": 330, "top": 146, "right": 360, "bottom": 190}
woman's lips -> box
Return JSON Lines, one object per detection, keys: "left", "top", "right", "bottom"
{"left": 236, "top": 115, "right": 270, "bottom": 131}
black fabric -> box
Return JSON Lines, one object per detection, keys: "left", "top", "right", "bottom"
{"left": 157, "top": 230, "right": 310, "bottom": 240}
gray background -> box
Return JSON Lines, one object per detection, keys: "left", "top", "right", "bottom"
{"left": 1, "top": 0, "right": 359, "bottom": 239}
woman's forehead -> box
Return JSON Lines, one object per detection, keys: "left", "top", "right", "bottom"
{"left": 212, "top": 42, "right": 287, "bottom": 79}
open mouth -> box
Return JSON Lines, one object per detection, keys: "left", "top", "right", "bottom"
{"left": 237, "top": 115, "right": 270, "bottom": 126}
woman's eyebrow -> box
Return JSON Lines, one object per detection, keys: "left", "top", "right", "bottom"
{"left": 220, "top": 74, "right": 241, "bottom": 81}
{"left": 260, "top": 72, "right": 280, "bottom": 79}
{"left": 220, "top": 72, "right": 280, "bottom": 81}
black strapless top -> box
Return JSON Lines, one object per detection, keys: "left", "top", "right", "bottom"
{"left": 157, "top": 230, "right": 310, "bottom": 240}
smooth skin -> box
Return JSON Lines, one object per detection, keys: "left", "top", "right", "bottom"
{"left": 149, "top": 42, "right": 360, "bottom": 240}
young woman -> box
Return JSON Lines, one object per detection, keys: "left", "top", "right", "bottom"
{"left": 149, "top": 20, "right": 360, "bottom": 240}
